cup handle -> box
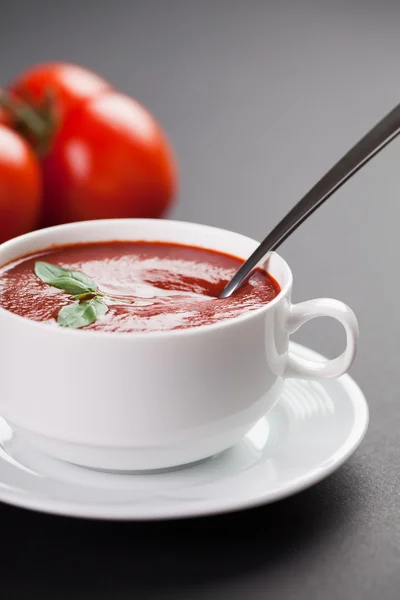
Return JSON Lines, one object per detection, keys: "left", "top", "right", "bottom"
{"left": 284, "top": 298, "right": 359, "bottom": 379}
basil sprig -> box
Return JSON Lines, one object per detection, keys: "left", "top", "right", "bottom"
{"left": 35, "top": 261, "right": 110, "bottom": 329}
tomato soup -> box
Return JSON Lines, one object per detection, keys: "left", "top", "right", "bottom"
{"left": 0, "top": 241, "right": 280, "bottom": 332}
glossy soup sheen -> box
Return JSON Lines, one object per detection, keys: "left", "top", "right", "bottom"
{"left": 0, "top": 241, "right": 281, "bottom": 333}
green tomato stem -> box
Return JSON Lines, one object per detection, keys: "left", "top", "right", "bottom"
{"left": 0, "top": 90, "right": 48, "bottom": 137}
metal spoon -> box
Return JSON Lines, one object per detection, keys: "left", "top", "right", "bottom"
{"left": 219, "top": 102, "right": 400, "bottom": 298}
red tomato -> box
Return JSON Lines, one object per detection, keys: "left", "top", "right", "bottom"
{"left": 9, "top": 62, "right": 110, "bottom": 124}
{"left": 0, "top": 108, "right": 8, "bottom": 125}
{"left": 40, "top": 91, "right": 177, "bottom": 226}
{"left": 5, "top": 63, "right": 178, "bottom": 226}
{"left": 0, "top": 125, "right": 41, "bottom": 242}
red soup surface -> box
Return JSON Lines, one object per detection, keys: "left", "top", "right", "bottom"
{"left": 0, "top": 241, "right": 281, "bottom": 333}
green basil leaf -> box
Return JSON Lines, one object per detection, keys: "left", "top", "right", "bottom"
{"left": 91, "top": 297, "right": 109, "bottom": 317}
{"left": 35, "top": 261, "right": 97, "bottom": 295}
{"left": 57, "top": 298, "right": 108, "bottom": 329}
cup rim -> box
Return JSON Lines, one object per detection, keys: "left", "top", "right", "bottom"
{"left": 0, "top": 219, "right": 293, "bottom": 339}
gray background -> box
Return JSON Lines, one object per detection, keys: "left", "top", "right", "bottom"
{"left": 0, "top": 1, "right": 399, "bottom": 598}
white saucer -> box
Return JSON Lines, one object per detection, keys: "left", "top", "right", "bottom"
{"left": 0, "top": 343, "right": 368, "bottom": 520}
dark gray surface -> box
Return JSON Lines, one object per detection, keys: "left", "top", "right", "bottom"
{"left": 0, "top": 1, "right": 399, "bottom": 598}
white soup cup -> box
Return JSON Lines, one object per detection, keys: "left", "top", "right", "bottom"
{"left": 0, "top": 219, "right": 359, "bottom": 470}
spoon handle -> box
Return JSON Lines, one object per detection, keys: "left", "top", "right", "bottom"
{"left": 220, "top": 102, "right": 400, "bottom": 298}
